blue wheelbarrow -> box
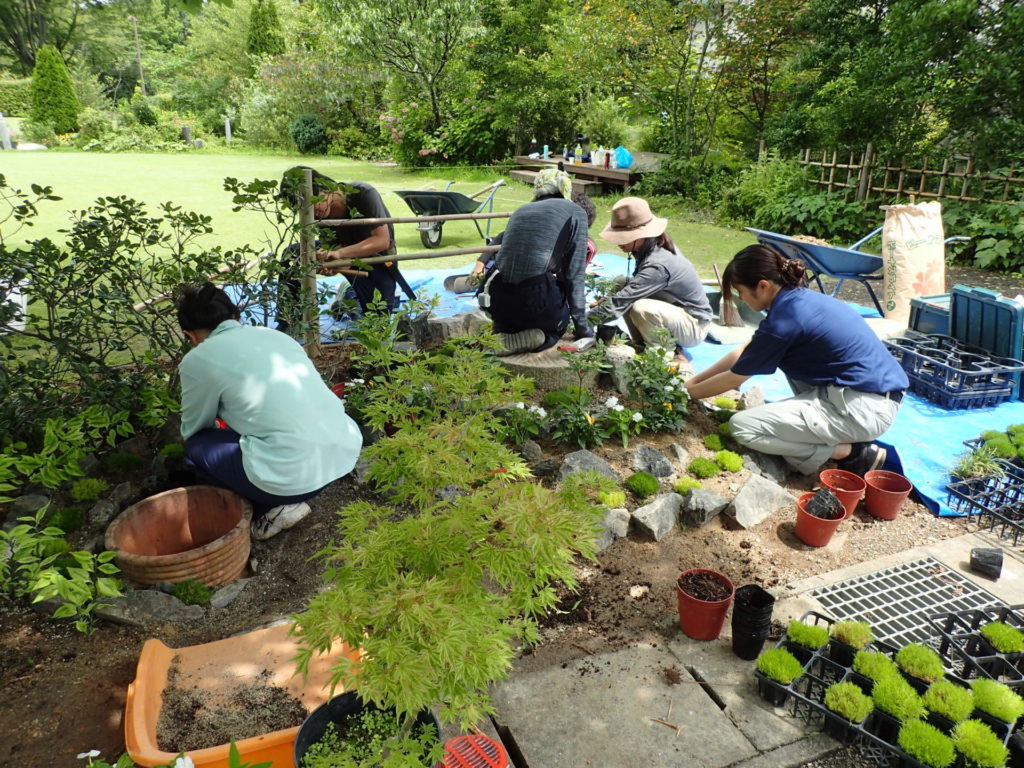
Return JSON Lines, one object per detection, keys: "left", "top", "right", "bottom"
{"left": 393, "top": 180, "right": 505, "bottom": 249}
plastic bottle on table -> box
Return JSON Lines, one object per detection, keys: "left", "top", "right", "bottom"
{"left": 574, "top": 142, "right": 583, "bottom": 165}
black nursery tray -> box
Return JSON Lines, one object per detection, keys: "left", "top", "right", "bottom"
{"left": 927, "top": 604, "right": 1024, "bottom": 692}
{"left": 946, "top": 462, "right": 1024, "bottom": 547}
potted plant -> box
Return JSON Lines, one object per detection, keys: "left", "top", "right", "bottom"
{"left": 897, "top": 719, "right": 956, "bottom": 768}
{"left": 829, "top": 620, "right": 873, "bottom": 667}
{"left": 794, "top": 490, "right": 845, "bottom": 547}
{"left": 823, "top": 680, "right": 873, "bottom": 744}
{"left": 676, "top": 568, "right": 735, "bottom": 641}
{"left": 785, "top": 619, "right": 830, "bottom": 662}
{"left": 755, "top": 648, "right": 804, "bottom": 706}
{"left": 924, "top": 679, "right": 975, "bottom": 733}
{"left": 852, "top": 650, "right": 899, "bottom": 693}
{"left": 952, "top": 719, "right": 1010, "bottom": 768}
{"left": 870, "top": 674, "right": 925, "bottom": 742}
{"left": 979, "top": 622, "right": 1024, "bottom": 656}
{"left": 969, "top": 679, "right": 1024, "bottom": 731}
{"left": 896, "top": 643, "right": 946, "bottom": 692}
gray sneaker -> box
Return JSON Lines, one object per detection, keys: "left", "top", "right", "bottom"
{"left": 496, "top": 328, "right": 545, "bottom": 356}
{"left": 251, "top": 502, "right": 311, "bottom": 541}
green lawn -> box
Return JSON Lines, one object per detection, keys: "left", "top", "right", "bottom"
{"left": 1, "top": 151, "right": 753, "bottom": 277}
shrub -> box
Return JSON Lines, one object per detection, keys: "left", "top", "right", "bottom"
{"left": 979, "top": 622, "right": 1024, "bottom": 654}
{"left": 674, "top": 477, "right": 702, "bottom": 495}
{"left": 970, "top": 678, "right": 1024, "bottom": 723}
{"left": 102, "top": 452, "right": 145, "bottom": 474}
{"left": 952, "top": 719, "right": 1010, "bottom": 768}
{"left": 896, "top": 643, "right": 945, "bottom": 683}
{"left": 923, "top": 679, "right": 974, "bottom": 723}
{"left": 290, "top": 113, "right": 328, "bottom": 154}
{"left": 73, "top": 107, "right": 115, "bottom": 143}
{"left": 130, "top": 95, "right": 158, "bottom": 127}
{"left": 830, "top": 620, "right": 873, "bottom": 650}
{"left": 246, "top": 0, "right": 286, "bottom": 57}
{"left": 20, "top": 118, "right": 56, "bottom": 146}
{"left": 897, "top": 719, "right": 956, "bottom": 768}
{"left": 687, "top": 457, "right": 720, "bottom": 479}
{"left": 625, "top": 472, "right": 659, "bottom": 500}
{"left": 703, "top": 434, "right": 724, "bottom": 451}
{"left": 873, "top": 675, "right": 925, "bottom": 722}
{"left": 715, "top": 450, "right": 743, "bottom": 473}
{"left": 717, "top": 158, "right": 810, "bottom": 225}
{"left": 0, "top": 78, "right": 31, "bottom": 117}
{"left": 30, "top": 45, "right": 80, "bottom": 133}
{"left": 786, "top": 620, "right": 829, "bottom": 650}
{"left": 756, "top": 648, "right": 804, "bottom": 685}
{"left": 47, "top": 507, "right": 85, "bottom": 534}
{"left": 824, "top": 681, "right": 873, "bottom": 723}
{"left": 70, "top": 477, "right": 109, "bottom": 503}
{"left": 328, "top": 125, "right": 387, "bottom": 160}
{"left": 597, "top": 490, "right": 626, "bottom": 508}
{"left": 713, "top": 397, "right": 738, "bottom": 410}
{"left": 171, "top": 579, "right": 214, "bottom": 606}
{"left": 853, "top": 650, "right": 899, "bottom": 682}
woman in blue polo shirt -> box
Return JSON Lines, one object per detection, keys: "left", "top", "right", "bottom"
{"left": 685, "top": 244, "right": 909, "bottom": 476}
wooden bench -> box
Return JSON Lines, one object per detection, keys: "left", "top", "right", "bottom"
{"left": 508, "top": 168, "right": 603, "bottom": 196}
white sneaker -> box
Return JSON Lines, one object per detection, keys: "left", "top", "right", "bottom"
{"left": 251, "top": 502, "right": 311, "bottom": 541}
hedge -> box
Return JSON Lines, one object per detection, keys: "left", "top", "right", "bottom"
{"left": 0, "top": 79, "right": 31, "bottom": 117}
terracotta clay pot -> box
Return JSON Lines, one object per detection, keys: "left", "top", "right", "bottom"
{"left": 819, "top": 469, "right": 867, "bottom": 518}
{"left": 794, "top": 492, "right": 844, "bottom": 547}
{"left": 864, "top": 470, "right": 913, "bottom": 520}
{"left": 676, "top": 568, "right": 735, "bottom": 641}
{"left": 105, "top": 485, "right": 252, "bottom": 587}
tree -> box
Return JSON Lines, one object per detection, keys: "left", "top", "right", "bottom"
{"left": 30, "top": 44, "right": 80, "bottom": 132}
{"left": 246, "top": 0, "right": 285, "bottom": 58}
{"left": 0, "top": 0, "right": 80, "bottom": 74}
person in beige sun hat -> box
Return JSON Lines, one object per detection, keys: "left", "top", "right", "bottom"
{"left": 594, "top": 197, "right": 712, "bottom": 360}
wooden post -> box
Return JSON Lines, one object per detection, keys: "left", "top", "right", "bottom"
{"left": 856, "top": 143, "right": 873, "bottom": 201}
{"left": 918, "top": 157, "right": 928, "bottom": 197}
{"left": 298, "top": 169, "right": 319, "bottom": 357}
{"left": 895, "top": 157, "right": 906, "bottom": 198}
{"left": 960, "top": 156, "right": 974, "bottom": 200}
{"left": 826, "top": 151, "right": 837, "bottom": 193}
{"left": 937, "top": 157, "right": 950, "bottom": 199}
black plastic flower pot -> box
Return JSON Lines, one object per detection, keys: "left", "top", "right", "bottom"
{"left": 822, "top": 712, "right": 860, "bottom": 745}
{"left": 756, "top": 675, "right": 790, "bottom": 707}
{"left": 782, "top": 640, "right": 814, "bottom": 665}
{"left": 926, "top": 711, "right": 957, "bottom": 736}
{"left": 865, "top": 710, "right": 900, "bottom": 744}
{"left": 829, "top": 638, "right": 858, "bottom": 668}
{"left": 733, "top": 628, "right": 771, "bottom": 661}
{"left": 898, "top": 669, "right": 931, "bottom": 695}
{"left": 972, "top": 708, "right": 1014, "bottom": 742}
{"left": 848, "top": 671, "right": 874, "bottom": 696}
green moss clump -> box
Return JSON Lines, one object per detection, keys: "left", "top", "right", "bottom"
{"left": 714, "top": 408, "right": 735, "bottom": 423}
{"left": 687, "top": 457, "right": 720, "bottom": 479}
{"left": 756, "top": 648, "right": 804, "bottom": 685}
{"left": 597, "top": 490, "right": 627, "bottom": 508}
{"left": 786, "top": 620, "right": 829, "bottom": 650}
{"left": 47, "top": 506, "right": 85, "bottom": 534}
{"left": 952, "top": 719, "right": 1010, "bottom": 768}
{"left": 923, "top": 679, "right": 974, "bottom": 723}
{"left": 38, "top": 537, "right": 70, "bottom": 559}
{"left": 970, "top": 678, "right": 1024, "bottom": 724}
{"left": 674, "top": 477, "right": 702, "bottom": 495}
{"left": 703, "top": 434, "right": 724, "bottom": 451}
{"left": 873, "top": 674, "right": 925, "bottom": 722}
{"left": 171, "top": 579, "right": 215, "bottom": 606}
{"left": 717, "top": 422, "right": 732, "bottom": 437}
{"left": 70, "top": 477, "right": 109, "bottom": 503}
{"left": 853, "top": 650, "right": 899, "bottom": 682}
{"left": 159, "top": 443, "right": 185, "bottom": 458}
{"left": 984, "top": 436, "right": 1016, "bottom": 459}
{"left": 1006, "top": 424, "right": 1024, "bottom": 436}
{"left": 829, "top": 620, "right": 873, "bottom": 650}
{"left": 980, "top": 430, "right": 1006, "bottom": 441}
{"left": 824, "top": 681, "right": 873, "bottom": 723}
{"left": 896, "top": 643, "right": 945, "bottom": 683}
{"left": 715, "top": 450, "right": 744, "bottom": 472}
{"left": 897, "top": 719, "right": 955, "bottom": 768}
{"left": 625, "top": 472, "right": 659, "bottom": 500}
{"left": 713, "top": 396, "right": 738, "bottom": 410}
{"left": 979, "top": 621, "right": 1024, "bottom": 654}
{"left": 102, "top": 452, "right": 145, "bottom": 474}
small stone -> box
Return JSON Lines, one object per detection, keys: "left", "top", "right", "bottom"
{"left": 532, "top": 458, "right": 559, "bottom": 478}
{"left": 728, "top": 474, "right": 794, "bottom": 529}
{"left": 111, "top": 481, "right": 137, "bottom": 510}
{"left": 605, "top": 344, "right": 637, "bottom": 395}
{"left": 117, "top": 435, "right": 150, "bottom": 456}
{"left": 9, "top": 494, "right": 50, "bottom": 519}
{"left": 738, "top": 386, "right": 765, "bottom": 410}
{"left": 397, "top": 313, "right": 431, "bottom": 347}
{"left": 98, "top": 589, "right": 204, "bottom": 626}
{"left": 351, "top": 458, "right": 372, "bottom": 486}
{"left": 668, "top": 443, "right": 690, "bottom": 470}
{"left": 596, "top": 508, "right": 629, "bottom": 551}
{"left": 156, "top": 415, "right": 183, "bottom": 447}
{"left": 426, "top": 313, "right": 469, "bottom": 343}
{"left": 77, "top": 453, "right": 101, "bottom": 476}
{"left": 681, "top": 490, "right": 730, "bottom": 528}
{"left": 558, "top": 450, "right": 617, "bottom": 482}
{"left": 629, "top": 445, "right": 675, "bottom": 477}
{"left": 628, "top": 585, "right": 650, "bottom": 599}
{"left": 463, "top": 309, "right": 490, "bottom": 336}
{"left": 742, "top": 452, "right": 789, "bottom": 485}
{"left": 211, "top": 578, "right": 251, "bottom": 609}
{"left": 631, "top": 493, "right": 682, "bottom": 541}
{"left": 87, "top": 499, "right": 119, "bottom": 528}
{"left": 518, "top": 439, "right": 544, "bottom": 464}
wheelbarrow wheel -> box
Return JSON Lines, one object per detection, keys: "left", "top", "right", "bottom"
{"left": 420, "top": 224, "right": 443, "bottom": 249}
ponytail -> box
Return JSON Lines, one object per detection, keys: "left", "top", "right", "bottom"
{"left": 722, "top": 244, "right": 807, "bottom": 298}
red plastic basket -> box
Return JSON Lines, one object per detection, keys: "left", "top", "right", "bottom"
{"left": 441, "top": 734, "right": 509, "bottom": 768}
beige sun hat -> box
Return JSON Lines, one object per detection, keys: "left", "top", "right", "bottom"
{"left": 599, "top": 197, "right": 668, "bottom": 245}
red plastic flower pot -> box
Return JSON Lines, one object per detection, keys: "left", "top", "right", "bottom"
{"left": 676, "top": 568, "right": 735, "bottom": 641}
{"left": 819, "top": 469, "right": 867, "bottom": 518}
{"left": 864, "top": 470, "right": 913, "bottom": 520}
{"left": 794, "top": 492, "right": 844, "bottom": 547}
{"left": 330, "top": 382, "right": 346, "bottom": 399}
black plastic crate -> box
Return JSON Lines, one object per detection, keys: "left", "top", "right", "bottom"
{"left": 928, "top": 605, "right": 1024, "bottom": 691}
{"left": 946, "top": 468, "right": 1024, "bottom": 546}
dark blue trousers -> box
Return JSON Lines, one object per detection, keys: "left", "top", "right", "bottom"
{"left": 488, "top": 273, "right": 569, "bottom": 351}
{"left": 184, "top": 428, "right": 323, "bottom": 518}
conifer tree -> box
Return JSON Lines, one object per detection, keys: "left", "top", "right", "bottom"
{"left": 246, "top": 0, "right": 286, "bottom": 57}
{"left": 30, "top": 45, "right": 81, "bottom": 133}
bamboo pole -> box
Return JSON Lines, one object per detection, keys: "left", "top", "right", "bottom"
{"left": 320, "top": 245, "right": 500, "bottom": 270}
{"left": 320, "top": 211, "right": 512, "bottom": 227}
{"left": 298, "top": 169, "right": 319, "bottom": 357}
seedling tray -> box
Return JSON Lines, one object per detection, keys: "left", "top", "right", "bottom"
{"left": 927, "top": 605, "right": 1024, "bottom": 692}
{"left": 946, "top": 464, "right": 1024, "bottom": 547}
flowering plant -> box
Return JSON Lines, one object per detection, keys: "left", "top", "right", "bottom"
{"left": 625, "top": 347, "right": 689, "bottom": 431}
{"left": 598, "top": 396, "right": 644, "bottom": 448}
{"left": 498, "top": 402, "right": 547, "bottom": 444}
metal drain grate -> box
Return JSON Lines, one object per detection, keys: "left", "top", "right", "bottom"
{"left": 812, "top": 557, "right": 1005, "bottom": 649}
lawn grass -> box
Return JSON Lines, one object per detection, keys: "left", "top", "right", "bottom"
{"left": 1, "top": 151, "right": 753, "bottom": 277}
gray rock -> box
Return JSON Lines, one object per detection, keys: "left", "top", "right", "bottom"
{"left": 596, "top": 508, "right": 630, "bottom": 551}
{"left": 630, "top": 445, "right": 675, "bottom": 477}
{"left": 518, "top": 439, "right": 544, "bottom": 464}
{"left": 193, "top": 138, "right": 204, "bottom": 149}
{"left": 211, "top": 578, "right": 251, "bottom": 609}
{"left": 558, "top": 450, "right": 617, "bottom": 482}
{"left": 393, "top": 341, "right": 418, "bottom": 356}
{"left": 631, "top": 493, "right": 682, "bottom": 541}
{"left": 605, "top": 344, "right": 637, "bottom": 395}
{"left": 426, "top": 313, "right": 468, "bottom": 343}
{"left": 117, "top": 435, "right": 150, "bottom": 456}
{"left": 668, "top": 443, "right": 690, "bottom": 470}
{"left": 150, "top": 453, "right": 173, "bottom": 480}
{"left": 531, "top": 458, "right": 559, "bottom": 478}
{"left": 111, "top": 481, "right": 137, "bottom": 510}
{"left": 398, "top": 313, "right": 431, "bottom": 347}
{"left": 742, "top": 452, "right": 790, "bottom": 485}
{"left": 739, "top": 386, "right": 765, "bottom": 411}
{"left": 87, "top": 499, "right": 119, "bottom": 528}
{"left": 9, "top": 494, "right": 50, "bottom": 519}
{"left": 152, "top": 582, "right": 176, "bottom": 594}
{"left": 84, "top": 535, "right": 106, "bottom": 554}
{"left": 463, "top": 309, "right": 490, "bottom": 336}
{"left": 98, "top": 589, "right": 205, "bottom": 626}
{"left": 681, "top": 490, "right": 730, "bottom": 528}
{"left": 436, "top": 484, "right": 464, "bottom": 503}
{"left": 728, "top": 474, "right": 795, "bottom": 529}
{"left": 352, "top": 457, "right": 373, "bottom": 486}
{"left": 77, "top": 453, "right": 101, "bottom": 476}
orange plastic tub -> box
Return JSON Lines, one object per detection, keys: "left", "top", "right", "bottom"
{"left": 125, "top": 623, "right": 359, "bottom": 768}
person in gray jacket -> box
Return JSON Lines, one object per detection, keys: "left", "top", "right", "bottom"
{"left": 595, "top": 197, "right": 712, "bottom": 358}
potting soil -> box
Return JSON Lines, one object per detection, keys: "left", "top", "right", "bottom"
{"left": 679, "top": 571, "right": 731, "bottom": 601}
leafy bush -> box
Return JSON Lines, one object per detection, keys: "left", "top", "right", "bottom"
{"left": 756, "top": 648, "right": 804, "bottom": 684}
{"left": 674, "top": 477, "right": 702, "bottom": 495}
{"left": 872, "top": 675, "right": 925, "bottom": 722}
{"left": 624, "top": 347, "right": 689, "bottom": 431}
{"left": 597, "top": 490, "right": 626, "bottom": 508}
{"left": 245, "top": 0, "right": 286, "bottom": 57}
{"left": 328, "top": 125, "right": 388, "bottom": 160}
{"left": 897, "top": 719, "right": 956, "bottom": 768}
{"left": 47, "top": 507, "right": 85, "bottom": 534}
{"left": 171, "top": 579, "right": 214, "bottom": 606}
{"left": 20, "top": 118, "right": 57, "bottom": 146}
{"left": 896, "top": 643, "right": 945, "bottom": 683}
{"left": 703, "top": 434, "right": 724, "bottom": 451}
{"left": 979, "top": 622, "right": 1024, "bottom": 654}
{"left": 970, "top": 678, "right": 1024, "bottom": 723}
{"left": 755, "top": 192, "right": 875, "bottom": 244}
{"left": 0, "top": 78, "right": 31, "bottom": 117}
{"left": 943, "top": 199, "right": 1024, "bottom": 272}
{"left": 625, "top": 472, "right": 660, "bottom": 500}
{"left": 923, "top": 679, "right": 975, "bottom": 723}
{"left": 853, "top": 650, "right": 899, "bottom": 682}
{"left": 717, "top": 159, "right": 810, "bottom": 225}
{"left": 688, "top": 457, "right": 720, "bottom": 479}
{"left": 786, "top": 620, "right": 829, "bottom": 650}
{"left": 30, "top": 45, "right": 80, "bottom": 133}
{"left": 715, "top": 450, "right": 743, "bottom": 472}
{"left": 130, "top": 95, "right": 158, "bottom": 127}
{"left": 289, "top": 113, "right": 328, "bottom": 154}
{"left": 830, "top": 620, "right": 873, "bottom": 650}
{"left": 824, "top": 681, "right": 873, "bottom": 723}
{"left": 70, "top": 477, "right": 109, "bottom": 503}
{"left": 952, "top": 719, "right": 1010, "bottom": 768}
{"left": 73, "top": 107, "right": 115, "bottom": 144}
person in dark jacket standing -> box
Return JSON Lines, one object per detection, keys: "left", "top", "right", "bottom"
{"left": 595, "top": 197, "right": 712, "bottom": 359}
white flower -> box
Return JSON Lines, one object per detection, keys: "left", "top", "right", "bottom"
{"left": 77, "top": 751, "right": 101, "bottom": 761}
{"left": 613, "top": 404, "right": 624, "bottom": 412}
{"left": 515, "top": 402, "right": 525, "bottom": 409}
{"left": 173, "top": 757, "right": 196, "bottom": 768}
{"left": 603, "top": 396, "right": 619, "bottom": 408}
{"left": 632, "top": 412, "right": 643, "bottom": 422}
{"left": 530, "top": 406, "right": 547, "bottom": 419}
{"left": 352, "top": 378, "right": 365, "bottom": 384}
{"left": 664, "top": 384, "right": 674, "bottom": 391}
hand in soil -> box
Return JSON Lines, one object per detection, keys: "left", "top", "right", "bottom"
{"left": 678, "top": 571, "right": 731, "bottom": 601}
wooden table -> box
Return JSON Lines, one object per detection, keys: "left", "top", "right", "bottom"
{"left": 512, "top": 155, "right": 645, "bottom": 189}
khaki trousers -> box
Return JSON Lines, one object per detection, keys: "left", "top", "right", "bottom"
{"left": 624, "top": 298, "right": 710, "bottom": 349}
